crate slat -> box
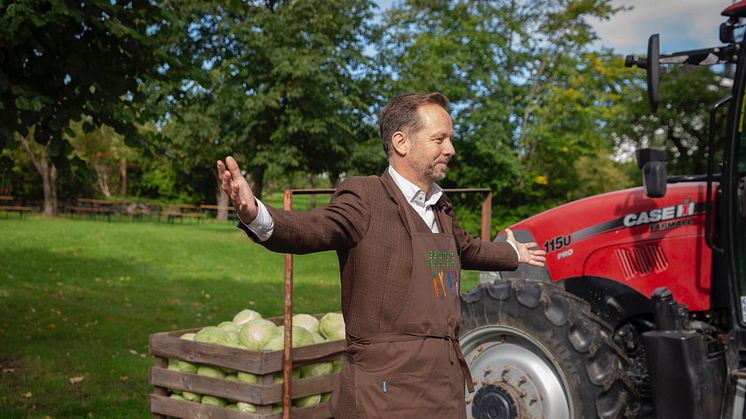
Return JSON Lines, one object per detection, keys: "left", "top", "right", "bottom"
{"left": 150, "top": 395, "right": 333, "bottom": 419}
{"left": 149, "top": 331, "right": 345, "bottom": 375}
{"left": 151, "top": 367, "right": 338, "bottom": 405}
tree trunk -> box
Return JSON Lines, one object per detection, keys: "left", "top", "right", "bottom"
{"left": 308, "top": 173, "right": 317, "bottom": 208}
{"left": 40, "top": 157, "right": 58, "bottom": 217}
{"left": 94, "top": 162, "right": 111, "bottom": 197}
{"left": 19, "top": 132, "right": 59, "bottom": 217}
{"left": 216, "top": 185, "right": 229, "bottom": 221}
{"left": 120, "top": 158, "right": 127, "bottom": 196}
{"left": 250, "top": 165, "right": 266, "bottom": 200}
{"left": 329, "top": 172, "right": 341, "bottom": 188}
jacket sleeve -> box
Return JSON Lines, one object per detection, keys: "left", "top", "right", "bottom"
{"left": 442, "top": 196, "right": 519, "bottom": 272}
{"left": 237, "top": 177, "right": 371, "bottom": 254}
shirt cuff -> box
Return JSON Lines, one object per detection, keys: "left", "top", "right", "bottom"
{"left": 506, "top": 241, "right": 520, "bottom": 261}
{"left": 239, "top": 199, "right": 274, "bottom": 242}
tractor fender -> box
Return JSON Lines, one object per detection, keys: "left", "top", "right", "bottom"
{"left": 561, "top": 276, "right": 654, "bottom": 329}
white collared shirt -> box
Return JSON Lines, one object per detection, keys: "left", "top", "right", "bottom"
{"left": 387, "top": 165, "right": 442, "bottom": 233}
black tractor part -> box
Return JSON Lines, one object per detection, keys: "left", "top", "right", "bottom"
{"left": 641, "top": 288, "right": 727, "bottom": 419}
{"left": 460, "top": 278, "right": 637, "bottom": 419}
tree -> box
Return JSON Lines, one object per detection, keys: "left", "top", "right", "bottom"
{"left": 154, "top": 0, "right": 379, "bottom": 201}
{"left": 1, "top": 0, "right": 174, "bottom": 215}
{"left": 67, "top": 119, "right": 137, "bottom": 198}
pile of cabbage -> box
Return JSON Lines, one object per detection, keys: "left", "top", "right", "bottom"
{"left": 167, "top": 309, "right": 345, "bottom": 411}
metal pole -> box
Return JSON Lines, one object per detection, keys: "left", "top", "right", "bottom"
{"left": 282, "top": 190, "right": 293, "bottom": 419}
{"left": 481, "top": 191, "right": 492, "bottom": 241}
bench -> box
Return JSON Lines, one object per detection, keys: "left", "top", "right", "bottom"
{"left": 66, "top": 199, "right": 113, "bottom": 221}
{"left": 199, "top": 204, "right": 237, "bottom": 221}
{"left": 0, "top": 196, "right": 34, "bottom": 219}
{"left": 162, "top": 204, "right": 205, "bottom": 224}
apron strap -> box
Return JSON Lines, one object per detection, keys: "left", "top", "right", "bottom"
{"left": 346, "top": 332, "right": 475, "bottom": 393}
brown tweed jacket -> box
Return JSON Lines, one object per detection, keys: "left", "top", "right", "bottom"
{"left": 239, "top": 170, "right": 519, "bottom": 338}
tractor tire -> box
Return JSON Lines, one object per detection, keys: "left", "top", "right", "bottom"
{"left": 460, "top": 278, "right": 637, "bottom": 419}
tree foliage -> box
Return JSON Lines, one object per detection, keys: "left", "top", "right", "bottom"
{"left": 606, "top": 65, "right": 730, "bottom": 176}
{"left": 154, "top": 0, "right": 380, "bottom": 200}
{"left": 0, "top": 0, "right": 175, "bottom": 214}
{"left": 1, "top": 0, "right": 171, "bottom": 151}
{"left": 378, "top": 0, "right": 634, "bottom": 229}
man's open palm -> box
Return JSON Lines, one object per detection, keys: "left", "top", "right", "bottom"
{"left": 217, "top": 156, "right": 258, "bottom": 223}
{"left": 506, "top": 228, "right": 547, "bottom": 267}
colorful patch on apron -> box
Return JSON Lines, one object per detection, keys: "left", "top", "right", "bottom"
{"left": 427, "top": 250, "right": 459, "bottom": 298}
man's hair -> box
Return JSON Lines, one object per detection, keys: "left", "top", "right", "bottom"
{"left": 379, "top": 92, "right": 450, "bottom": 158}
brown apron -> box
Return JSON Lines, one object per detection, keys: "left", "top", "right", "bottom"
{"left": 330, "top": 185, "right": 473, "bottom": 419}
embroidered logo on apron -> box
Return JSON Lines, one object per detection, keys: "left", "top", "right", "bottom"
{"left": 427, "top": 250, "right": 460, "bottom": 297}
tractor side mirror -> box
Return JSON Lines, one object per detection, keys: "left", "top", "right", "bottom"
{"left": 738, "top": 177, "right": 746, "bottom": 220}
{"left": 636, "top": 148, "right": 667, "bottom": 198}
{"left": 646, "top": 34, "right": 660, "bottom": 114}
{"left": 623, "top": 34, "right": 660, "bottom": 113}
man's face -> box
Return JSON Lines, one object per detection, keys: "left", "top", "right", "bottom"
{"left": 407, "top": 104, "right": 455, "bottom": 184}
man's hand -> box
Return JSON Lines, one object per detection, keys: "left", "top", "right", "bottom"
{"left": 217, "top": 156, "right": 258, "bottom": 223}
{"left": 506, "top": 228, "right": 547, "bottom": 267}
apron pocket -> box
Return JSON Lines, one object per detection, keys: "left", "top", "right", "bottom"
{"left": 354, "top": 368, "right": 456, "bottom": 417}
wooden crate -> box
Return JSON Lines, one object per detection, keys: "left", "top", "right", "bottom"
{"left": 149, "top": 321, "right": 345, "bottom": 419}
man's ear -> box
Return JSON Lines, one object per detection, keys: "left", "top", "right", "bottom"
{"left": 391, "top": 131, "right": 409, "bottom": 156}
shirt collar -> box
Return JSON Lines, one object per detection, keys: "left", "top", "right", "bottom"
{"left": 387, "top": 165, "right": 443, "bottom": 208}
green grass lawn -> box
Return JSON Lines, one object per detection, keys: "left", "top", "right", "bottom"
{"left": 0, "top": 214, "right": 480, "bottom": 418}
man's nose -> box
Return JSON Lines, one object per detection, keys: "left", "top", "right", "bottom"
{"left": 444, "top": 138, "right": 455, "bottom": 156}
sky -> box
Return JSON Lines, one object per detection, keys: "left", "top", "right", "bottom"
{"left": 374, "top": 0, "right": 733, "bottom": 54}
{"left": 587, "top": 0, "right": 731, "bottom": 54}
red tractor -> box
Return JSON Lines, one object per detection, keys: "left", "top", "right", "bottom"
{"left": 459, "top": 2, "right": 746, "bottom": 418}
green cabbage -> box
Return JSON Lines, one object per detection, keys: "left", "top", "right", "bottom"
{"left": 217, "top": 321, "right": 240, "bottom": 333}
{"left": 272, "top": 368, "right": 301, "bottom": 384}
{"left": 182, "top": 391, "right": 201, "bottom": 403}
{"left": 319, "top": 313, "right": 345, "bottom": 341}
{"left": 225, "top": 330, "right": 241, "bottom": 346}
{"left": 197, "top": 365, "right": 225, "bottom": 379}
{"left": 293, "top": 394, "right": 322, "bottom": 407}
{"left": 176, "top": 360, "right": 198, "bottom": 374}
{"left": 237, "top": 402, "right": 257, "bottom": 413}
{"left": 300, "top": 362, "right": 333, "bottom": 378}
{"left": 201, "top": 395, "right": 226, "bottom": 407}
{"left": 310, "top": 331, "right": 326, "bottom": 344}
{"left": 233, "top": 309, "right": 262, "bottom": 326}
{"left": 237, "top": 372, "right": 257, "bottom": 384}
{"left": 194, "top": 326, "right": 229, "bottom": 345}
{"left": 293, "top": 314, "right": 320, "bottom": 334}
{"left": 239, "top": 319, "right": 278, "bottom": 350}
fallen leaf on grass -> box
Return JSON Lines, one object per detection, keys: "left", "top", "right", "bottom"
{"left": 69, "top": 376, "right": 85, "bottom": 384}
{"left": 120, "top": 375, "right": 128, "bottom": 382}
{"left": 22, "top": 392, "right": 32, "bottom": 399}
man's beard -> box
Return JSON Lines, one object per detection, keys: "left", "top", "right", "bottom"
{"left": 416, "top": 159, "right": 448, "bottom": 183}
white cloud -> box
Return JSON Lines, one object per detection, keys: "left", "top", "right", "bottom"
{"left": 588, "top": 0, "right": 728, "bottom": 54}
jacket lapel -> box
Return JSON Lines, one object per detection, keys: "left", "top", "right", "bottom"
{"left": 379, "top": 170, "right": 412, "bottom": 236}
{"left": 435, "top": 196, "right": 453, "bottom": 235}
